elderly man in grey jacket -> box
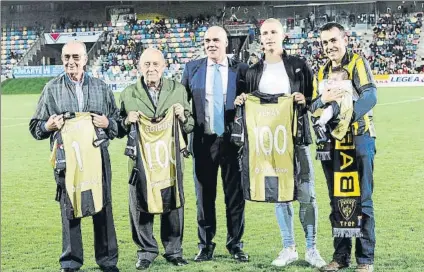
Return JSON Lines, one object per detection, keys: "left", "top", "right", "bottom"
{"left": 29, "top": 40, "right": 119, "bottom": 272}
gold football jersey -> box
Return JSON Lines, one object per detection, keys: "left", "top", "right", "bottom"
{"left": 244, "top": 95, "right": 296, "bottom": 202}
{"left": 51, "top": 113, "right": 103, "bottom": 218}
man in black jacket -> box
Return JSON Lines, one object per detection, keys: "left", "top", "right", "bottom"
{"left": 234, "top": 18, "right": 325, "bottom": 269}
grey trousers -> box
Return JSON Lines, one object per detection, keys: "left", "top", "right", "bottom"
{"left": 129, "top": 185, "right": 184, "bottom": 262}
{"left": 275, "top": 145, "right": 318, "bottom": 249}
{"left": 60, "top": 199, "right": 118, "bottom": 270}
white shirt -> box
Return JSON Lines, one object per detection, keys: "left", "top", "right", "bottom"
{"left": 67, "top": 73, "right": 85, "bottom": 111}
{"left": 75, "top": 81, "right": 84, "bottom": 112}
{"left": 259, "top": 61, "right": 291, "bottom": 95}
{"left": 205, "top": 57, "right": 228, "bottom": 134}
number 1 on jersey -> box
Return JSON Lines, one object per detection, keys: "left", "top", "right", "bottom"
{"left": 71, "top": 141, "right": 84, "bottom": 171}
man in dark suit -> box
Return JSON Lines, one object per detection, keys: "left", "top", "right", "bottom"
{"left": 181, "top": 26, "right": 249, "bottom": 262}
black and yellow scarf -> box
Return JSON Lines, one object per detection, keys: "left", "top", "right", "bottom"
{"left": 312, "top": 55, "right": 363, "bottom": 238}
{"left": 331, "top": 129, "right": 362, "bottom": 238}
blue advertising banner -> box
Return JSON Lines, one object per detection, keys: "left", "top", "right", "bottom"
{"left": 106, "top": 80, "right": 136, "bottom": 92}
{"left": 12, "top": 65, "right": 64, "bottom": 78}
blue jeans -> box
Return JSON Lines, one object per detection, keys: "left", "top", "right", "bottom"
{"left": 321, "top": 133, "right": 376, "bottom": 265}
{"left": 275, "top": 145, "right": 318, "bottom": 249}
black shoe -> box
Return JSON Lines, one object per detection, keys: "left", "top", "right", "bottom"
{"left": 166, "top": 256, "right": 188, "bottom": 266}
{"left": 101, "top": 266, "right": 119, "bottom": 272}
{"left": 313, "top": 124, "right": 329, "bottom": 144}
{"left": 194, "top": 243, "right": 216, "bottom": 262}
{"left": 60, "top": 269, "right": 79, "bottom": 272}
{"left": 230, "top": 248, "right": 249, "bottom": 262}
{"left": 135, "top": 259, "right": 152, "bottom": 270}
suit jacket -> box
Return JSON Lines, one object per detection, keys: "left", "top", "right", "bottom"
{"left": 245, "top": 52, "right": 314, "bottom": 145}
{"left": 181, "top": 57, "right": 248, "bottom": 155}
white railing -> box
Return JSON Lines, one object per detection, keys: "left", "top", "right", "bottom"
{"left": 18, "top": 31, "right": 45, "bottom": 66}
{"left": 87, "top": 31, "right": 107, "bottom": 66}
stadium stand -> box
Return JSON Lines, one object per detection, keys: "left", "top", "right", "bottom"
{"left": 1, "top": 2, "right": 423, "bottom": 81}
{"left": 50, "top": 18, "right": 113, "bottom": 33}
{"left": 90, "top": 17, "right": 210, "bottom": 82}
{"left": 367, "top": 12, "right": 422, "bottom": 74}
{"left": 249, "top": 12, "right": 423, "bottom": 75}
{"left": 281, "top": 30, "right": 366, "bottom": 74}
{"left": 1, "top": 26, "right": 40, "bottom": 77}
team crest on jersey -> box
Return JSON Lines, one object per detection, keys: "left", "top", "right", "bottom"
{"left": 338, "top": 198, "right": 356, "bottom": 221}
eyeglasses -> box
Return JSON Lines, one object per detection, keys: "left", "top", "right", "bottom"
{"left": 63, "top": 54, "right": 82, "bottom": 61}
{"left": 143, "top": 62, "right": 161, "bottom": 69}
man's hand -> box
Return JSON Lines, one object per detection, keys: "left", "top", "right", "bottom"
{"left": 45, "top": 114, "right": 64, "bottom": 131}
{"left": 292, "top": 92, "right": 306, "bottom": 105}
{"left": 125, "top": 111, "right": 140, "bottom": 126}
{"left": 174, "top": 103, "right": 186, "bottom": 123}
{"left": 234, "top": 93, "right": 247, "bottom": 106}
{"left": 91, "top": 113, "right": 109, "bottom": 128}
{"left": 321, "top": 88, "right": 344, "bottom": 104}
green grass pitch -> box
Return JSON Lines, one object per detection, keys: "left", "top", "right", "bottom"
{"left": 1, "top": 87, "right": 424, "bottom": 271}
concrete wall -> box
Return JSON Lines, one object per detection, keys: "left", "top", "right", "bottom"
{"left": 2, "top": 1, "right": 423, "bottom": 29}
{"left": 1, "top": 2, "right": 108, "bottom": 29}
{"left": 1, "top": 1, "right": 269, "bottom": 29}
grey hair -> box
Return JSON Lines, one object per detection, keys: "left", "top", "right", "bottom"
{"left": 139, "top": 47, "right": 166, "bottom": 65}
{"left": 62, "top": 40, "right": 88, "bottom": 56}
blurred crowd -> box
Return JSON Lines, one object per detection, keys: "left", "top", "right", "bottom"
{"left": 93, "top": 15, "right": 213, "bottom": 82}
{"left": 3, "top": 10, "right": 424, "bottom": 81}
{"left": 51, "top": 17, "right": 96, "bottom": 32}
{"left": 249, "top": 12, "right": 423, "bottom": 75}
{"left": 367, "top": 13, "right": 422, "bottom": 74}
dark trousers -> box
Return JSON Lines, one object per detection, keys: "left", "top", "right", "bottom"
{"left": 60, "top": 200, "right": 118, "bottom": 270}
{"left": 193, "top": 134, "right": 245, "bottom": 252}
{"left": 321, "top": 133, "right": 376, "bottom": 265}
{"left": 129, "top": 186, "right": 184, "bottom": 262}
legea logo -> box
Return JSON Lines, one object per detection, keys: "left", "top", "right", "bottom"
{"left": 390, "top": 76, "right": 424, "bottom": 82}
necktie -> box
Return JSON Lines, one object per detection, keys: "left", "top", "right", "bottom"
{"left": 213, "top": 64, "right": 224, "bottom": 136}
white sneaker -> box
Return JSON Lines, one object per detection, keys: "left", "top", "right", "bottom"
{"left": 271, "top": 246, "right": 299, "bottom": 267}
{"left": 305, "top": 247, "right": 326, "bottom": 268}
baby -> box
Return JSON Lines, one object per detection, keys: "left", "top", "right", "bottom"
{"left": 313, "top": 67, "right": 354, "bottom": 143}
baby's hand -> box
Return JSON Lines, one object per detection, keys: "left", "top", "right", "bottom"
{"left": 321, "top": 87, "right": 344, "bottom": 104}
